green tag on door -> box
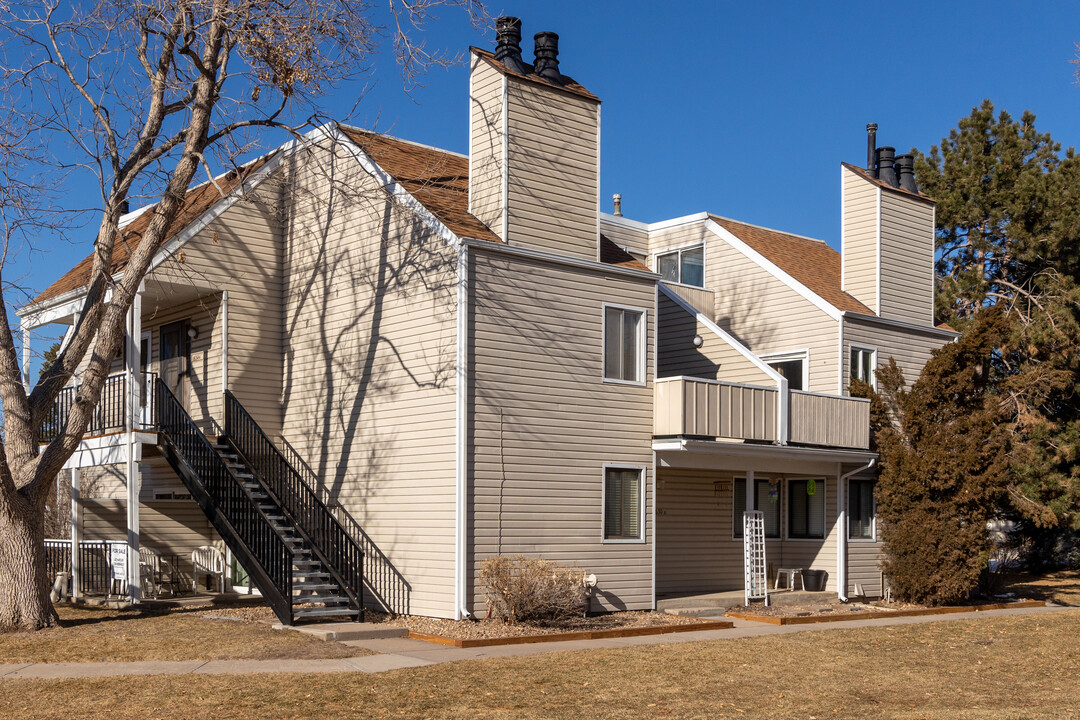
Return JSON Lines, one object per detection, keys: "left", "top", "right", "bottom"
{"left": 806, "top": 479, "right": 816, "bottom": 496}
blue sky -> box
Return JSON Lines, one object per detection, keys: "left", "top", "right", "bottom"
{"left": 11, "top": 0, "right": 1080, "bottom": 358}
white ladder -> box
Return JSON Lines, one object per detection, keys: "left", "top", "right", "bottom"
{"left": 743, "top": 510, "right": 769, "bottom": 606}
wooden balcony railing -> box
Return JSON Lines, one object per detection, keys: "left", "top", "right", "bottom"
{"left": 39, "top": 371, "right": 157, "bottom": 443}
{"left": 788, "top": 390, "right": 870, "bottom": 449}
{"left": 655, "top": 377, "right": 778, "bottom": 442}
{"left": 654, "top": 377, "right": 872, "bottom": 450}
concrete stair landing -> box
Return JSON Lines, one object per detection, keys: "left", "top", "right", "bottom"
{"left": 658, "top": 589, "right": 835, "bottom": 617}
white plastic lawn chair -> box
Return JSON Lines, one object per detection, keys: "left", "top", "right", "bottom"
{"left": 191, "top": 545, "right": 225, "bottom": 593}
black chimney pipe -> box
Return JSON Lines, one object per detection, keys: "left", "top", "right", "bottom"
{"left": 866, "top": 123, "right": 878, "bottom": 177}
{"left": 895, "top": 154, "right": 917, "bottom": 192}
{"left": 494, "top": 17, "right": 528, "bottom": 74}
{"left": 533, "top": 31, "right": 563, "bottom": 84}
{"left": 876, "top": 146, "right": 898, "bottom": 187}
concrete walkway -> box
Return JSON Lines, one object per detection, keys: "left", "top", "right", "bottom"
{"left": 0, "top": 604, "right": 1069, "bottom": 680}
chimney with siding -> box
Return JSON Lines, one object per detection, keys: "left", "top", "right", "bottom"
{"left": 469, "top": 18, "right": 601, "bottom": 261}
{"left": 841, "top": 127, "right": 936, "bottom": 326}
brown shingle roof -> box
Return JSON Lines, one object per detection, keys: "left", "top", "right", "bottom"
{"left": 709, "top": 215, "right": 872, "bottom": 314}
{"left": 840, "top": 162, "right": 936, "bottom": 204}
{"left": 339, "top": 127, "right": 501, "bottom": 244}
{"left": 470, "top": 48, "right": 600, "bottom": 103}
{"left": 600, "top": 235, "right": 651, "bottom": 273}
{"left": 33, "top": 156, "right": 274, "bottom": 305}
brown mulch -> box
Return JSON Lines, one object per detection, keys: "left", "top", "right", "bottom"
{"left": 366, "top": 609, "right": 702, "bottom": 640}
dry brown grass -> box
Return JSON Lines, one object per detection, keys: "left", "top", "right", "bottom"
{"left": 2, "top": 609, "right": 1078, "bottom": 719}
{"left": 1001, "top": 569, "right": 1080, "bottom": 607}
{"left": 0, "top": 604, "right": 371, "bottom": 663}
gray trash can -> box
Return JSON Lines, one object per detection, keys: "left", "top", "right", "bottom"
{"left": 802, "top": 569, "right": 827, "bottom": 592}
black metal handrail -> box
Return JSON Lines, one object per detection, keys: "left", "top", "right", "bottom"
{"left": 223, "top": 390, "right": 364, "bottom": 613}
{"left": 155, "top": 379, "right": 294, "bottom": 624}
{"left": 39, "top": 371, "right": 158, "bottom": 443}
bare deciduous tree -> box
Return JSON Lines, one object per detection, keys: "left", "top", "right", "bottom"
{"left": 0, "top": 0, "right": 486, "bottom": 631}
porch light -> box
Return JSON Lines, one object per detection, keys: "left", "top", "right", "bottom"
{"left": 187, "top": 327, "right": 199, "bottom": 340}
{"left": 692, "top": 335, "right": 703, "bottom": 348}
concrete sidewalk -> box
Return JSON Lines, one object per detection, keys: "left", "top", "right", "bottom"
{"left": 0, "top": 603, "right": 1069, "bottom": 680}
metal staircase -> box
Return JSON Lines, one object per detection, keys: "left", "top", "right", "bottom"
{"left": 154, "top": 379, "right": 363, "bottom": 625}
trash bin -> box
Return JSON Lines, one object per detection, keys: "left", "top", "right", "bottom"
{"left": 802, "top": 569, "right": 827, "bottom": 592}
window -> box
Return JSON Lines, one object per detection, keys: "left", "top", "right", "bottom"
{"left": 733, "top": 478, "right": 781, "bottom": 538}
{"left": 603, "top": 305, "right": 645, "bottom": 384}
{"left": 850, "top": 346, "right": 876, "bottom": 387}
{"left": 655, "top": 245, "right": 705, "bottom": 287}
{"left": 787, "top": 479, "right": 825, "bottom": 539}
{"left": 849, "top": 479, "right": 876, "bottom": 539}
{"left": 762, "top": 351, "right": 807, "bottom": 391}
{"left": 603, "top": 467, "right": 644, "bottom": 541}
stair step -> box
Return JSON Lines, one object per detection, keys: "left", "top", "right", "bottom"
{"left": 292, "top": 607, "right": 359, "bottom": 620}
{"left": 301, "top": 594, "right": 351, "bottom": 604}
{"left": 294, "top": 582, "right": 338, "bottom": 591}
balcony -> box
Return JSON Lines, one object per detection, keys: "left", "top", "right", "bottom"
{"left": 39, "top": 371, "right": 157, "bottom": 444}
{"left": 654, "top": 376, "right": 870, "bottom": 450}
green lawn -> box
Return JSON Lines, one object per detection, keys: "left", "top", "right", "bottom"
{"left": 2, "top": 609, "right": 1078, "bottom": 719}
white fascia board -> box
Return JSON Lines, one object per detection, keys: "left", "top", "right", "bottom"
{"left": 654, "top": 437, "right": 877, "bottom": 463}
{"left": 598, "top": 212, "right": 650, "bottom": 231}
{"left": 330, "top": 126, "right": 461, "bottom": 248}
{"left": 646, "top": 212, "right": 710, "bottom": 233}
{"left": 658, "top": 283, "right": 784, "bottom": 386}
{"left": 841, "top": 311, "right": 960, "bottom": 340}
{"left": 704, "top": 218, "right": 842, "bottom": 322}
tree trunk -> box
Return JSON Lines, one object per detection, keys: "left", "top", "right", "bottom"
{"left": 0, "top": 492, "right": 58, "bottom": 630}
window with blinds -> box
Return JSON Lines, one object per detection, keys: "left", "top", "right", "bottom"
{"left": 733, "top": 478, "right": 781, "bottom": 538}
{"left": 603, "top": 305, "right": 644, "bottom": 383}
{"left": 788, "top": 479, "right": 825, "bottom": 539}
{"left": 849, "top": 479, "right": 876, "bottom": 539}
{"left": 604, "top": 467, "right": 643, "bottom": 541}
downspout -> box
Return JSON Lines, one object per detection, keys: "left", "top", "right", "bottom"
{"left": 455, "top": 240, "right": 470, "bottom": 620}
{"left": 837, "top": 457, "right": 876, "bottom": 601}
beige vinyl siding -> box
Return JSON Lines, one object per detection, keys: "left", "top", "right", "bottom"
{"left": 504, "top": 79, "right": 599, "bottom": 261}
{"left": 281, "top": 142, "right": 458, "bottom": 619}
{"left": 657, "top": 469, "right": 839, "bottom": 595}
{"left": 841, "top": 166, "right": 880, "bottom": 313}
{"left": 600, "top": 218, "right": 649, "bottom": 256}
{"left": 842, "top": 315, "right": 953, "bottom": 393}
{"left": 662, "top": 284, "right": 715, "bottom": 317}
{"left": 657, "top": 292, "right": 774, "bottom": 385}
{"left": 81, "top": 499, "right": 217, "bottom": 580}
{"left": 845, "top": 468, "right": 882, "bottom": 596}
{"left": 469, "top": 54, "right": 504, "bottom": 237}
{"left": 879, "top": 191, "right": 935, "bottom": 326}
{"left": 469, "top": 248, "right": 655, "bottom": 613}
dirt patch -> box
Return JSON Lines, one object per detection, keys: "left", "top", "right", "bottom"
{"left": 0, "top": 602, "right": 373, "bottom": 663}
{"left": 999, "top": 569, "right": 1080, "bottom": 606}
{"left": 366, "top": 609, "right": 703, "bottom": 641}
{"left": 727, "top": 597, "right": 1044, "bottom": 624}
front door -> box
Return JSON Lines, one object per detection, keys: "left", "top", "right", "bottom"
{"left": 159, "top": 321, "right": 190, "bottom": 409}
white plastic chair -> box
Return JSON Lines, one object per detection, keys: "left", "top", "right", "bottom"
{"left": 191, "top": 545, "right": 225, "bottom": 593}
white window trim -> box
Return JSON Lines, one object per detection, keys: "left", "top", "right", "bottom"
{"left": 784, "top": 477, "right": 828, "bottom": 541}
{"left": 601, "top": 464, "right": 648, "bottom": 544}
{"left": 601, "top": 302, "right": 648, "bottom": 387}
{"left": 759, "top": 349, "right": 810, "bottom": 392}
{"left": 651, "top": 243, "right": 705, "bottom": 287}
{"left": 848, "top": 478, "right": 878, "bottom": 542}
{"left": 732, "top": 476, "right": 782, "bottom": 541}
{"left": 849, "top": 344, "right": 878, "bottom": 390}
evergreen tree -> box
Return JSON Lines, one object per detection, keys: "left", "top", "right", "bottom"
{"left": 865, "top": 308, "right": 1013, "bottom": 604}
{"left": 914, "top": 101, "right": 1080, "bottom": 531}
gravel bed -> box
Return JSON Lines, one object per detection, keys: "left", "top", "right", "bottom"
{"left": 366, "top": 610, "right": 705, "bottom": 640}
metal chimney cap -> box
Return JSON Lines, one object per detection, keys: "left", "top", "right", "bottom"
{"left": 533, "top": 31, "right": 563, "bottom": 84}
{"left": 494, "top": 16, "right": 528, "bottom": 74}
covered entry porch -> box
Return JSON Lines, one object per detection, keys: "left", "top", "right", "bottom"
{"left": 654, "top": 439, "right": 878, "bottom": 605}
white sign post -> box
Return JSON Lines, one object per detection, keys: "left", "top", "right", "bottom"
{"left": 743, "top": 510, "right": 769, "bottom": 606}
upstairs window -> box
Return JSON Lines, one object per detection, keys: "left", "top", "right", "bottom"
{"left": 849, "top": 479, "right": 876, "bottom": 539}
{"left": 762, "top": 351, "right": 807, "bottom": 392}
{"left": 655, "top": 245, "right": 705, "bottom": 287}
{"left": 850, "top": 346, "right": 876, "bottom": 387}
{"left": 603, "top": 305, "right": 645, "bottom": 384}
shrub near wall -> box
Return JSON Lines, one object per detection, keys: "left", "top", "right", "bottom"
{"left": 479, "top": 555, "right": 588, "bottom": 624}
